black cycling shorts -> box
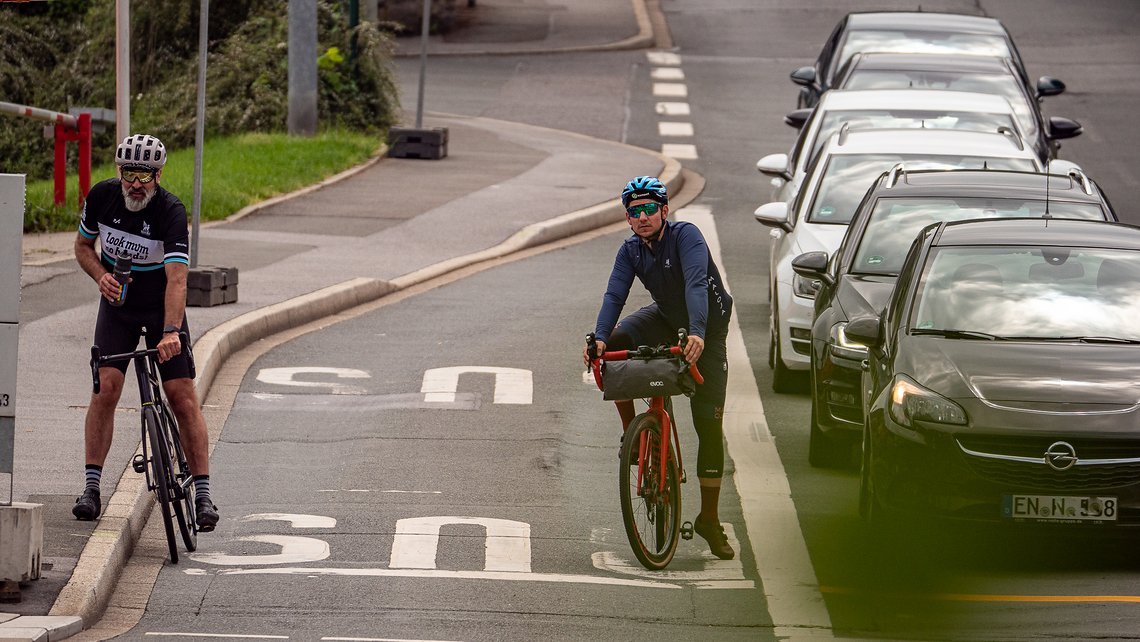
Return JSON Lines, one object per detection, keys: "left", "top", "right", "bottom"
{"left": 93, "top": 298, "right": 194, "bottom": 381}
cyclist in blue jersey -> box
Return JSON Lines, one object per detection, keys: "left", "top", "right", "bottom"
{"left": 584, "top": 176, "right": 735, "bottom": 559}
{"left": 71, "top": 134, "right": 219, "bottom": 531}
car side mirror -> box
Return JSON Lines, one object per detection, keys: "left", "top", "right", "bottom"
{"left": 845, "top": 316, "right": 881, "bottom": 349}
{"left": 791, "top": 251, "right": 827, "bottom": 277}
{"left": 1048, "top": 116, "right": 1083, "bottom": 141}
{"left": 754, "top": 202, "right": 790, "bottom": 231}
{"left": 756, "top": 153, "right": 791, "bottom": 181}
{"left": 1036, "top": 76, "right": 1066, "bottom": 98}
{"left": 790, "top": 66, "right": 817, "bottom": 87}
{"left": 783, "top": 108, "right": 812, "bottom": 130}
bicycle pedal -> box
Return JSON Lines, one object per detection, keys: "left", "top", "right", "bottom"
{"left": 680, "top": 520, "right": 694, "bottom": 540}
{"left": 680, "top": 469, "right": 687, "bottom": 484}
{"left": 131, "top": 454, "right": 146, "bottom": 473}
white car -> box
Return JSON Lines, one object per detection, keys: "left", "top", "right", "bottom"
{"left": 756, "top": 89, "right": 1029, "bottom": 207}
{"left": 754, "top": 127, "right": 1050, "bottom": 392}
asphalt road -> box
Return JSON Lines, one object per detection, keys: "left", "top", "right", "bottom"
{"left": 110, "top": 0, "right": 1140, "bottom": 639}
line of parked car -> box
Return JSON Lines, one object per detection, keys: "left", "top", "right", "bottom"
{"left": 753, "top": 11, "right": 1140, "bottom": 534}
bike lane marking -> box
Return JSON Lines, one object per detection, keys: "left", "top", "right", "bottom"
{"left": 676, "top": 205, "right": 834, "bottom": 636}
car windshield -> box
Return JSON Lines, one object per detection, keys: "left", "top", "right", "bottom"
{"left": 852, "top": 197, "right": 1107, "bottom": 275}
{"left": 840, "top": 69, "right": 1037, "bottom": 138}
{"left": 811, "top": 109, "right": 1019, "bottom": 161}
{"left": 808, "top": 155, "right": 1037, "bottom": 225}
{"left": 910, "top": 246, "right": 1140, "bottom": 340}
{"left": 837, "top": 31, "right": 1012, "bottom": 76}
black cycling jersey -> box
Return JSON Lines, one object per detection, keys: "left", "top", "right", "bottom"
{"left": 78, "top": 178, "right": 190, "bottom": 309}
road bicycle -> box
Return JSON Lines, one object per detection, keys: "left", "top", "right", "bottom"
{"left": 90, "top": 333, "right": 198, "bottom": 563}
{"left": 587, "top": 330, "right": 704, "bottom": 570}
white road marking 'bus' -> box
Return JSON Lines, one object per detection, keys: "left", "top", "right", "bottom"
{"left": 190, "top": 535, "right": 330, "bottom": 566}
{"left": 322, "top": 638, "right": 461, "bottom": 642}
{"left": 213, "top": 566, "right": 680, "bottom": 589}
{"left": 420, "top": 367, "right": 532, "bottom": 404}
{"left": 145, "top": 633, "right": 288, "bottom": 638}
{"left": 256, "top": 367, "right": 370, "bottom": 395}
{"left": 241, "top": 513, "right": 336, "bottom": 528}
{"left": 390, "top": 516, "right": 531, "bottom": 573}
{"left": 676, "top": 205, "right": 834, "bottom": 636}
{"left": 590, "top": 523, "right": 754, "bottom": 589}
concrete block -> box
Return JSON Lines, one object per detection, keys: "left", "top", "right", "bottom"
{"left": 0, "top": 626, "right": 47, "bottom": 642}
{"left": 388, "top": 127, "right": 448, "bottom": 159}
{"left": 187, "top": 266, "right": 239, "bottom": 308}
{"left": 1, "top": 617, "right": 81, "bottom": 641}
{"left": 0, "top": 504, "right": 42, "bottom": 583}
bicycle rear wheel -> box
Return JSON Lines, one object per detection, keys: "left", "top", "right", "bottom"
{"left": 163, "top": 404, "right": 197, "bottom": 553}
{"left": 144, "top": 406, "right": 179, "bottom": 563}
{"left": 619, "top": 412, "right": 681, "bottom": 570}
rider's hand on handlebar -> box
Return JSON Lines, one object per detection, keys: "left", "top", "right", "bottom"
{"left": 683, "top": 335, "right": 704, "bottom": 364}
{"left": 156, "top": 332, "right": 181, "bottom": 363}
{"left": 583, "top": 339, "right": 606, "bottom": 367}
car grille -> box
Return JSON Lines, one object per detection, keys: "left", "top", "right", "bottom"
{"left": 957, "top": 435, "right": 1140, "bottom": 491}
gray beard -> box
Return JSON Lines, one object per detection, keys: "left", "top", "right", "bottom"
{"left": 122, "top": 185, "right": 156, "bottom": 212}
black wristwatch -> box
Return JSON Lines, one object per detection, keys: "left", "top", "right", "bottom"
{"left": 162, "top": 324, "right": 180, "bottom": 335}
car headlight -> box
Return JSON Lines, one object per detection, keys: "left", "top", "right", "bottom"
{"left": 829, "top": 322, "right": 868, "bottom": 361}
{"left": 888, "top": 375, "right": 968, "bottom": 428}
{"left": 793, "top": 274, "right": 820, "bottom": 298}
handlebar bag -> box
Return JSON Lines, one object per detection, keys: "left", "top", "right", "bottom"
{"left": 601, "top": 358, "right": 696, "bottom": 401}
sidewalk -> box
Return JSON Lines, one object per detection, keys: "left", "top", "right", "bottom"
{"left": 2, "top": 2, "right": 681, "bottom": 639}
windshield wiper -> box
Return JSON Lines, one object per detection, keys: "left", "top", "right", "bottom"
{"left": 1061, "top": 336, "right": 1140, "bottom": 345}
{"left": 910, "top": 328, "right": 1005, "bottom": 340}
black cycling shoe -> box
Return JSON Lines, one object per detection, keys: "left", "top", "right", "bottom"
{"left": 694, "top": 515, "right": 735, "bottom": 560}
{"left": 72, "top": 488, "right": 101, "bottom": 521}
{"left": 195, "top": 497, "right": 219, "bottom": 532}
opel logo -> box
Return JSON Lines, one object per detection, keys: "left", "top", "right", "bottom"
{"left": 1045, "top": 441, "right": 1078, "bottom": 471}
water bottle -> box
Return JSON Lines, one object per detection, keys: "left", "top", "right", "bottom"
{"left": 109, "top": 255, "right": 132, "bottom": 307}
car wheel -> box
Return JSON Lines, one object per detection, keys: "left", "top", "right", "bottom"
{"left": 771, "top": 306, "right": 797, "bottom": 393}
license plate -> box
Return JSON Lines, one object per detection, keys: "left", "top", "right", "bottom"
{"left": 1003, "top": 494, "right": 1118, "bottom": 523}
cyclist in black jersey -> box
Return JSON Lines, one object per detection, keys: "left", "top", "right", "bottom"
{"left": 71, "top": 134, "right": 219, "bottom": 531}
{"left": 583, "top": 176, "right": 735, "bottom": 560}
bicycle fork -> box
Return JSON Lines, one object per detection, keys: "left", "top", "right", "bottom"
{"left": 637, "top": 398, "right": 694, "bottom": 541}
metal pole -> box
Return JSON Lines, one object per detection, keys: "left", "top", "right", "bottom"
{"left": 288, "top": 0, "right": 318, "bottom": 136}
{"left": 191, "top": 0, "right": 209, "bottom": 268}
{"left": 415, "top": 0, "right": 432, "bottom": 129}
{"left": 115, "top": 0, "right": 130, "bottom": 142}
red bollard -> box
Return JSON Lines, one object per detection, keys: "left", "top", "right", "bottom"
{"left": 51, "top": 112, "right": 93, "bottom": 209}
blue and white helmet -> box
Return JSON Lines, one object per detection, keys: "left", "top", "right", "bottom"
{"left": 621, "top": 176, "right": 668, "bottom": 208}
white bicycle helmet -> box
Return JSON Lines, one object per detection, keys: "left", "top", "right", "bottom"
{"left": 115, "top": 134, "right": 167, "bottom": 170}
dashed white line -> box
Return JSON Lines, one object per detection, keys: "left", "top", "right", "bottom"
{"left": 651, "top": 67, "right": 685, "bottom": 81}
{"left": 652, "top": 82, "right": 687, "bottom": 98}
{"left": 655, "top": 102, "right": 690, "bottom": 116}
{"left": 646, "top": 51, "right": 682, "bottom": 65}
{"left": 658, "top": 122, "right": 694, "bottom": 137}
{"left": 145, "top": 635, "right": 289, "bottom": 639}
{"left": 661, "top": 143, "right": 698, "bottom": 160}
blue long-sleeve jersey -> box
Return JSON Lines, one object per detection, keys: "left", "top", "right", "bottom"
{"left": 595, "top": 220, "right": 732, "bottom": 342}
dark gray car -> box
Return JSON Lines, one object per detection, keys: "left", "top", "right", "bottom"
{"left": 793, "top": 168, "right": 1117, "bottom": 467}
{"left": 845, "top": 218, "right": 1140, "bottom": 531}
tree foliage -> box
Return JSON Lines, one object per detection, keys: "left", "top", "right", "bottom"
{"left": 0, "top": 0, "right": 400, "bottom": 180}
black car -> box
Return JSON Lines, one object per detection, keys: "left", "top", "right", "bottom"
{"left": 792, "top": 168, "right": 1117, "bottom": 467}
{"left": 832, "top": 52, "right": 1080, "bottom": 161}
{"left": 790, "top": 12, "right": 1065, "bottom": 111}
{"left": 845, "top": 218, "right": 1140, "bottom": 531}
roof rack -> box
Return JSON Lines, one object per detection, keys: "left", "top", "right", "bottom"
{"left": 1066, "top": 167, "right": 1094, "bottom": 195}
{"left": 886, "top": 163, "right": 905, "bottom": 188}
{"left": 996, "top": 126, "right": 1024, "bottom": 151}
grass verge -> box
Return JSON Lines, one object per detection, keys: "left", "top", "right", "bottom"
{"left": 23, "top": 130, "right": 382, "bottom": 233}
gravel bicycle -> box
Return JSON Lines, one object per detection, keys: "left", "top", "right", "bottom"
{"left": 587, "top": 330, "right": 704, "bottom": 570}
{"left": 90, "top": 333, "right": 197, "bottom": 563}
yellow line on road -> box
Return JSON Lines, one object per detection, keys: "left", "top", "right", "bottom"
{"left": 821, "top": 585, "right": 1140, "bottom": 603}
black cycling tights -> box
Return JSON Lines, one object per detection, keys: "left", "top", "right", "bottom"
{"left": 607, "top": 325, "right": 725, "bottom": 479}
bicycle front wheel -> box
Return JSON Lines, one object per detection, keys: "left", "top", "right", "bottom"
{"left": 144, "top": 406, "right": 179, "bottom": 563}
{"left": 164, "top": 404, "right": 197, "bottom": 553}
{"left": 619, "top": 412, "right": 681, "bottom": 570}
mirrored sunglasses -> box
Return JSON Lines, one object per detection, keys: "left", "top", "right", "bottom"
{"left": 626, "top": 202, "right": 661, "bottom": 219}
{"left": 120, "top": 168, "right": 156, "bottom": 184}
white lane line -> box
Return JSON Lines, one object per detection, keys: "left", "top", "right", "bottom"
{"left": 661, "top": 143, "right": 698, "bottom": 160}
{"left": 145, "top": 635, "right": 288, "bottom": 639}
{"left": 215, "top": 567, "right": 682, "bottom": 589}
{"left": 652, "top": 82, "right": 687, "bottom": 98}
{"left": 658, "top": 122, "right": 695, "bottom": 137}
{"left": 647, "top": 51, "right": 682, "bottom": 65}
{"left": 655, "top": 102, "right": 690, "bottom": 116}
{"left": 323, "top": 638, "right": 461, "bottom": 642}
{"left": 316, "top": 489, "right": 443, "bottom": 494}
{"left": 676, "top": 205, "right": 834, "bottom": 638}
{"left": 651, "top": 67, "right": 685, "bottom": 81}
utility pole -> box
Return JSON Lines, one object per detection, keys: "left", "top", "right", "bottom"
{"left": 115, "top": 0, "right": 130, "bottom": 142}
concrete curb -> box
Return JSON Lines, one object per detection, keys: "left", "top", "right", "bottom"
{"left": 393, "top": 0, "right": 655, "bottom": 57}
{"left": 44, "top": 144, "right": 683, "bottom": 633}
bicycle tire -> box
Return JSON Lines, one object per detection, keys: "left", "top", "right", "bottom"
{"left": 619, "top": 412, "right": 681, "bottom": 570}
{"left": 144, "top": 406, "right": 179, "bottom": 563}
{"left": 163, "top": 403, "right": 197, "bottom": 553}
